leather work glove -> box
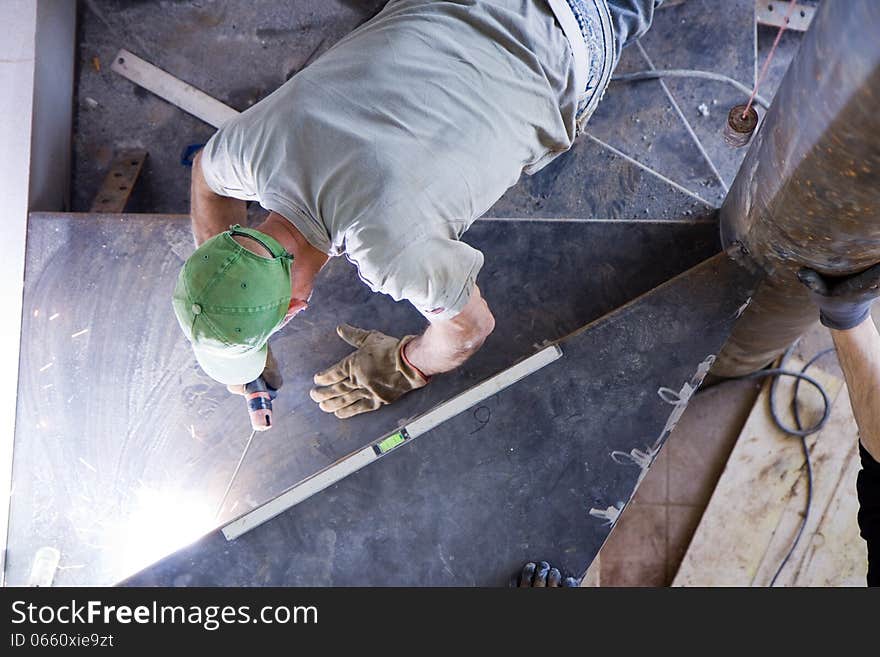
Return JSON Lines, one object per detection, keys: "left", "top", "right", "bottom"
{"left": 798, "top": 264, "right": 880, "bottom": 331}
{"left": 310, "top": 324, "right": 429, "bottom": 419}
{"left": 226, "top": 344, "right": 283, "bottom": 396}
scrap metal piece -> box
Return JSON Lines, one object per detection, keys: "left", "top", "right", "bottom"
{"left": 756, "top": 0, "right": 815, "bottom": 32}
{"left": 90, "top": 149, "right": 146, "bottom": 213}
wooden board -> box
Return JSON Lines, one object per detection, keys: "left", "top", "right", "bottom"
{"left": 111, "top": 49, "right": 239, "bottom": 128}
{"left": 673, "top": 361, "right": 868, "bottom": 586}
{"left": 792, "top": 443, "right": 866, "bottom": 586}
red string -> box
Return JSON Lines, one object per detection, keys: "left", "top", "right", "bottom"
{"left": 744, "top": 0, "right": 799, "bottom": 118}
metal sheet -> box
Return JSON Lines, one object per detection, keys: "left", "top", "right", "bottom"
{"left": 8, "top": 212, "right": 720, "bottom": 585}
{"left": 124, "top": 252, "right": 760, "bottom": 586}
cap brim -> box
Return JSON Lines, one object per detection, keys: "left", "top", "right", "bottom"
{"left": 192, "top": 343, "right": 268, "bottom": 386}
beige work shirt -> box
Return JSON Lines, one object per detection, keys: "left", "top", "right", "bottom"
{"left": 201, "top": 0, "right": 580, "bottom": 321}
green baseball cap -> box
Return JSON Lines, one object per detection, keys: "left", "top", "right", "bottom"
{"left": 172, "top": 225, "right": 292, "bottom": 385}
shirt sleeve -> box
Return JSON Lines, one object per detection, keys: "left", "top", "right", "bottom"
{"left": 857, "top": 442, "right": 880, "bottom": 587}
{"left": 351, "top": 229, "right": 485, "bottom": 323}
{"left": 198, "top": 122, "right": 260, "bottom": 202}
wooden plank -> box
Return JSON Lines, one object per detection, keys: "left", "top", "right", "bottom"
{"left": 751, "top": 384, "right": 862, "bottom": 585}
{"left": 793, "top": 445, "right": 868, "bottom": 586}
{"left": 672, "top": 359, "right": 845, "bottom": 586}
{"left": 111, "top": 49, "right": 239, "bottom": 128}
{"left": 90, "top": 149, "right": 147, "bottom": 213}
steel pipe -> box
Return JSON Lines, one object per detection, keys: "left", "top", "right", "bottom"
{"left": 712, "top": 0, "right": 880, "bottom": 377}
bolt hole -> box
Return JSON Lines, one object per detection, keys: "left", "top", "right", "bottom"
{"left": 118, "top": 185, "right": 127, "bottom": 191}
{"left": 113, "top": 172, "right": 122, "bottom": 177}
{"left": 118, "top": 57, "right": 125, "bottom": 64}
{"left": 100, "top": 198, "right": 109, "bottom": 203}
{"left": 767, "top": 3, "right": 773, "bottom": 11}
{"left": 800, "top": 10, "right": 806, "bottom": 17}
{"left": 130, "top": 161, "right": 138, "bottom": 165}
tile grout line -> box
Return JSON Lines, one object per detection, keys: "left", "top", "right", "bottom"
{"left": 635, "top": 41, "right": 729, "bottom": 195}
{"left": 584, "top": 134, "right": 714, "bottom": 207}
{"left": 665, "top": 439, "right": 672, "bottom": 584}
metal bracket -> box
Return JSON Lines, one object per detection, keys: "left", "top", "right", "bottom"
{"left": 756, "top": 0, "right": 815, "bottom": 32}
{"left": 90, "top": 149, "right": 147, "bottom": 213}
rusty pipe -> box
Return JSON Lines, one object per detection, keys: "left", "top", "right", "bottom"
{"left": 712, "top": 0, "right": 880, "bottom": 378}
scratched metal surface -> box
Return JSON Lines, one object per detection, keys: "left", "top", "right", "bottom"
{"left": 8, "top": 212, "right": 719, "bottom": 585}
{"left": 74, "top": 0, "right": 753, "bottom": 220}
{"left": 124, "top": 253, "right": 761, "bottom": 586}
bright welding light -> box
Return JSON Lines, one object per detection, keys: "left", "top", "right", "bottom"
{"left": 115, "top": 486, "right": 214, "bottom": 578}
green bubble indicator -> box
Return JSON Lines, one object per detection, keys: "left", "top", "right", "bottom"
{"left": 375, "top": 431, "right": 406, "bottom": 455}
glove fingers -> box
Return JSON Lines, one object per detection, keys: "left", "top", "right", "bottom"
{"left": 336, "top": 323, "right": 373, "bottom": 348}
{"left": 517, "top": 562, "right": 537, "bottom": 587}
{"left": 531, "top": 561, "right": 551, "bottom": 587}
{"left": 317, "top": 389, "right": 372, "bottom": 413}
{"left": 313, "top": 362, "right": 349, "bottom": 387}
{"left": 547, "top": 567, "right": 562, "bottom": 587}
{"left": 334, "top": 397, "right": 382, "bottom": 419}
{"left": 309, "top": 380, "right": 358, "bottom": 403}
{"left": 836, "top": 262, "right": 880, "bottom": 298}
{"left": 797, "top": 267, "right": 829, "bottom": 296}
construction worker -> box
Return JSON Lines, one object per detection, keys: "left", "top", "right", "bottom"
{"left": 172, "top": 0, "right": 662, "bottom": 420}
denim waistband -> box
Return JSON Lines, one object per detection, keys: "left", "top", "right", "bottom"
{"left": 549, "top": 0, "right": 616, "bottom": 131}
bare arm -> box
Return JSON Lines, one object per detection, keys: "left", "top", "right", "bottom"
{"left": 799, "top": 266, "right": 880, "bottom": 587}
{"left": 403, "top": 284, "right": 496, "bottom": 376}
{"left": 832, "top": 319, "right": 880, "bottom": 462}
{"left": 190, "top": 150, "right": 247, "bottom": 245}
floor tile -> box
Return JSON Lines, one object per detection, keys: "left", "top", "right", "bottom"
{"left": 667, "top": 378, "right": 761, "bottom": 506}
{"left": 666, "top": 504, "right": 703, "bottom": 583}
{"left": 602, "top": 503, "right": 666, "bottom": 565}
{"left": 632, "top": 445, "right": 668, "bottom": 506}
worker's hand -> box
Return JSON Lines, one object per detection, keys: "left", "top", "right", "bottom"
{"left": 798, "top": 264, "right": 880, "bottom": 331}
{"left": 514, "top": 561, "right": 580, "bottom": 587}
{"left": 310, "top": 324, "right": 429, "bottom": 419}
{"left": 226, "top": 345, "right": 283, "bottom": 395}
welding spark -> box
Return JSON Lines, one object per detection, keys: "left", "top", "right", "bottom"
{"left": 71, "top": 328, "right": 89, "bottom": 338}
{"left": 49, "top": 313, "right": 60, "bottom": 321}
{"left": 78, "top": 458, "right": 97, "bottom": 473}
